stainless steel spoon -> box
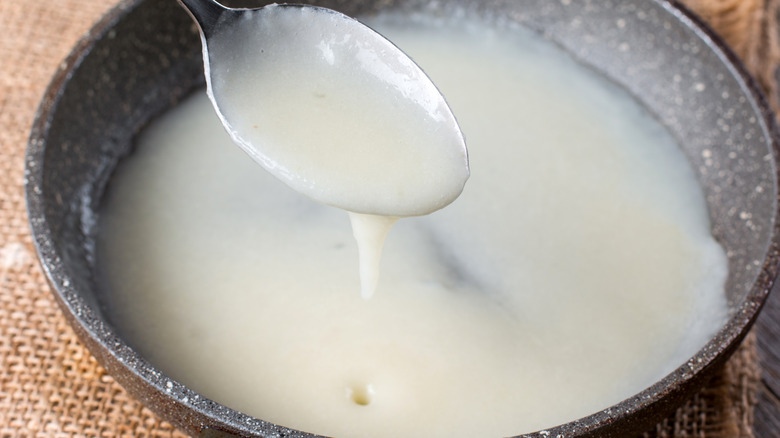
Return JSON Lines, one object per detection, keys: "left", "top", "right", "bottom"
{"left": 175, "top": 0, "right": 468, "bottom": 217}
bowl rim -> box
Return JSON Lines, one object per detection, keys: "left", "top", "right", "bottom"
{"left": 24, "top": 0, "right": 780, "bottom": 437}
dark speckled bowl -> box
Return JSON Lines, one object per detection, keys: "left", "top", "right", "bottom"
{"left": 25, "top": 0, "right": 780, "bottom": 437}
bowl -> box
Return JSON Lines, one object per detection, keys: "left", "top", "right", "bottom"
{"left": 25, "top": 0, "right": 780, "bottom": 437}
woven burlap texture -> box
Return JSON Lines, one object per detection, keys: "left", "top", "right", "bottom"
{"left": 0, "top": 0, "right": 775, "bottom": 437}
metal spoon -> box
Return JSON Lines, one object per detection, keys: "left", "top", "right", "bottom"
{"left": 176, "top": 0, "right": 468, "bottom": 217}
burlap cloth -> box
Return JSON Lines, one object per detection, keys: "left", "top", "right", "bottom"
{"left": 0, "top": 0, "right": 778, "bottom": 437}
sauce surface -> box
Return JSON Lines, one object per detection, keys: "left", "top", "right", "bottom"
{"left": 99, "top": 13, "right": 728, "bottom": 437}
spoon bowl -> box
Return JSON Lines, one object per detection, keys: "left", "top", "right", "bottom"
{"left": 177, "top": 0, "right": 469, "bottom": 217}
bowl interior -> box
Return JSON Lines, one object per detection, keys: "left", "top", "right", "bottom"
{"left": 25, "top": 0, "right": 780, "bottom": 437}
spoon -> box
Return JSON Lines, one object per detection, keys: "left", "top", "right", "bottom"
{"left": 177, "top": 0, "right": 469, "bottom": 299}
{"left": 176, "top": 0, "right": 469, "bottom": 217}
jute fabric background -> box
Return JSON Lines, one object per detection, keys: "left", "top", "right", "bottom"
{"left": 0, "top": 0, "right": 778, "bottom": 437}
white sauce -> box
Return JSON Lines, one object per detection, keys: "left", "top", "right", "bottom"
{"left": 99, "top": 14, "right": 729, "bottom": 438}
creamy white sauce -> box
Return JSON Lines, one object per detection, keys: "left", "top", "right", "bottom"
{"left": 99, "top": 14, "right": 728, "bottom": 438}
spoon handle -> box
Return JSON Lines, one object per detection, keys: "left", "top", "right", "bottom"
{"left": 177, "top": 0, "right": 230, "bottom": 37}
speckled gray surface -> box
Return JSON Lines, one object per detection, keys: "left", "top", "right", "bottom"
{"left": 24, "top": 0, "right": 780, "bottom": 437}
